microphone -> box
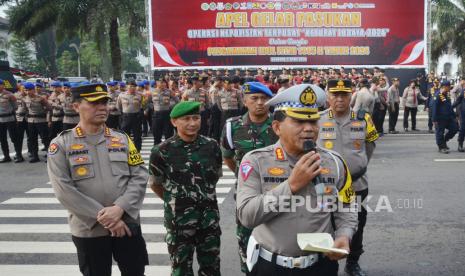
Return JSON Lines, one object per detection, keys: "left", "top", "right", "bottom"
{"left": 303, "top": 140, "right": 327, "bottom": 200}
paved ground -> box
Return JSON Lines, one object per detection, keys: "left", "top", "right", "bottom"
{"left": 0, "top": 117, "right": 464, "bottom": 275}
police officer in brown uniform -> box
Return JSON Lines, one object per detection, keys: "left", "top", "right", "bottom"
{"left": 59, "top": 82, "right": 80, "bottom": 130}
{"left": 106, "top": 81, "right": 121, "bottom": 129}
{"left": 218, "top": 77, "right": 242, "bottom": 129}
{"left": 317, "top": 79, "right": 379, "bottom": 276}
{"left": 237, "top": 84, "right": 357, "bottom": 275}
{"left": 0, "top": 79, "right": 21, "bottom": 162}
{"left": 22, "top": 82, "right": 51, "bottom": 163}
{"left": 48, "top": 81, "right": 64, "bottom": 141}
{"left": 47, "top": 84, "right": 149, "bottom": 276}
{"left": 117, "top": 80, "right": 144, "bottom": 151}
{"left": 147, "top": 78, "right": 175, "bottom": 145}
{"left": 14, "top": 83, "right": 29, "bottom": 161}
{"left": 183, "top": 75, "right": 211, "bottom": 136}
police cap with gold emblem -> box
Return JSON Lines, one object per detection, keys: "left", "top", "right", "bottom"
{"left": 327, "top": 79, "right": 352, "bottom": 93}
{"left": 71, "top": 84, "right": 111, "bottom": 102}
{"left": 266, "top": 84, "right": 326, "bottom": 120}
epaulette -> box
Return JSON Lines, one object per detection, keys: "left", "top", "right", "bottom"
{"left": 319, "top": 109, "right": 330, "bottom": 116}
{"left": 56, "top": 128, "right": 72, "bottom": 138}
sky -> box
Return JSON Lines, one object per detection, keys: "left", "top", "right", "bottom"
{"left": 0, "top": 5, "right": 8, "bottom": 18}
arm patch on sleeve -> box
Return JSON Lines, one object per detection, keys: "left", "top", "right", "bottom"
{"left": 364, "top": 113, "right": 379, "bottom": 143}
{"left": 126, "top": 135, "right": 144, "bottom": 166}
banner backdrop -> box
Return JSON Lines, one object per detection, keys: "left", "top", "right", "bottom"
{"left": 148, "top": 0, "right": 426, "bottom": 69}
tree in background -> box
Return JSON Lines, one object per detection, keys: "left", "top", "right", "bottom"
{"left": 9, "top": 35, "right": 34, "bottom": 70}
{"left": 57, "top": 50, "right": 77, "bottom": 76}
{"left": 431, "top": 0, "right": 465, "bottom": 74}
{"left": 3, "top": 0, "right": 146, "bottom": 80}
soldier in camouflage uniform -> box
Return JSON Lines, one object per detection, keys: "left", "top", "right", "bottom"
{"left": 220, "top": 82, "right": 277, "bottom": 275}
{"left": 149, "top": 101, "right": 223, "bottom": 276}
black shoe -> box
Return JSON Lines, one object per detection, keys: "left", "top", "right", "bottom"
{"left": 345, "top": 262, "right": 367, "bottom": 276}
{"left": 404, "top": 128, "right": 409, "bottom": 132}
{"left": 14, "top": 155, "right": 24, "bottom": 163}
{"left": 29, "top": 156, "right": 40, "bottom": 163}
{"left": 428, "top": 130, "right": 434, "bottom": 133}
{"left": 28, "top": 152, "right": 33, "bottom": 158}
{"left": 439, "top": 148, "right": 450, "bottom": 154}
{"left": 412, "top": 128, "right": 420, "bottom": 131}
{"left": 458, "top": 145, "right": 464, "bottom": 152}
{"left": 0, "top": 157, "right": 12, "bottom": 163}
{"left": 445, "top": 144, "right": 450, "bottom": 150}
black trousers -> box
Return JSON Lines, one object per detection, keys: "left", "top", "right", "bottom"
{"left": 152, "top": 110, "right": 173, "bottom": 145}
{"left": 209, "top": 105, "right": 222, "bottom": 142}
{"left": 0, "top": 121, "right": 20, "bottom": 157}
{"left": 428, "top": 108, "right": 433, "bottom": 131}
{"left": 348, "top": 188, "right": 368, "bottom": 263}
{"left": 142, "top": 109, "right": 152, "bottom": 136}
{"left": 28, "top": 122, "right": 50, "bottom": 157}
{"left": 121, "top": 113, "right": 142, "bottom": 151}
{"left": 200, "top": 109, "right": 211, "bottom": 137}
{"left": 72, "top": 232, "right": 148, "bottom": 276}
{"left": 251, "top": 255, "right": 338, "bottom": 276}
{"left": 403, "top": 107, "right": 418, "bottom": 130}
{"left": 16, "top": 119, "right": 29, "bottom": 154}
{"left": 49, "top": 120, "right": 63, "bottom": 141}
{"left": 388, "top": 103, "right": 400, "bottom": 131}
{"left": 372, "top": 103, "right": 387, "bottom": 134}
{"left": 106, "top": 114, "right": 120, "bottom": 130}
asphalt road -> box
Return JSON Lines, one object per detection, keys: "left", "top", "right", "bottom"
{"left": 0, "top": 118, "right": 464, "bottom": 275}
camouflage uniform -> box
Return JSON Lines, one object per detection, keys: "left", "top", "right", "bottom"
{"left": 149, "top": 134, "right": 223, "bottom": 276}
{"left": 220, "top": 112, "right": 278, "bottom": 273}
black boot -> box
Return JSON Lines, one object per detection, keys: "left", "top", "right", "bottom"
{"left": 14, "top": 154, "right": 24, "bottom": 163}
{"left": 0, "top": 156, "right": 12, "bottom": 163}
{"left": 458, "top": 142, "right": 464, "bottom": 152}
{"left": 29, "top": 155, "right": 40, "bottom": 163}
{"left": 345, "top": 260, "right": 367, "bottom": 276}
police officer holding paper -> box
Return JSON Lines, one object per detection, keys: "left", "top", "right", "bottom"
{"left": 47, "top": 84, "right": 148, "bottom": 276}
{"left": 237, "top": 84, "right": 357, "bottom": 275}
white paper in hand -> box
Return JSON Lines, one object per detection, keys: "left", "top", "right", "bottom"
{"left": 297, "top": 233, "right": 349, "bottom": 255}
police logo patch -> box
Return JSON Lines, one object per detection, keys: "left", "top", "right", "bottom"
{"left": 70, "top": 144, "right": 85, "bottom": 150}
{"left": 240, "top": 162, "right": 254, "bottom": 181}
{"left": 299, "top": 87, "right": 316, "bottom": 106}
{"left": 48, "top": 143, "right": 59, "bottom": 155}
{"left": 268, "top": 167, "right": 285, "bottom": 176}
{"left": 322, "top": 122, "right": 335, "bottom": 127}
{"left": 324, "top": 141, "right": 333, "bottom": 149}
{"left": 76, "top": 166, "right": 88, "bottom": 176}
{"left": 351, "top": 121, "right": 362, "bottom": 127}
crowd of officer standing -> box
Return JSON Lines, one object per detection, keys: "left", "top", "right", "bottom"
{"left": 0, "top": 66, "right": 464, "bottom": 275}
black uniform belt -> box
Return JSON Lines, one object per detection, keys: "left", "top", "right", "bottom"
{"left": 351, "top": 167, "right": 367, "bottom": 182}
{"left": 64, "top": 113, "right": 79, "bottom": 117}
{"left": 0, "top": 113, "right": 14, "bottom": 117}
{"left": 52, "top": 115, "right": 64, "bottom": 118}
{"left": 27, "top": 114, "right": 46, "bottom": 118}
